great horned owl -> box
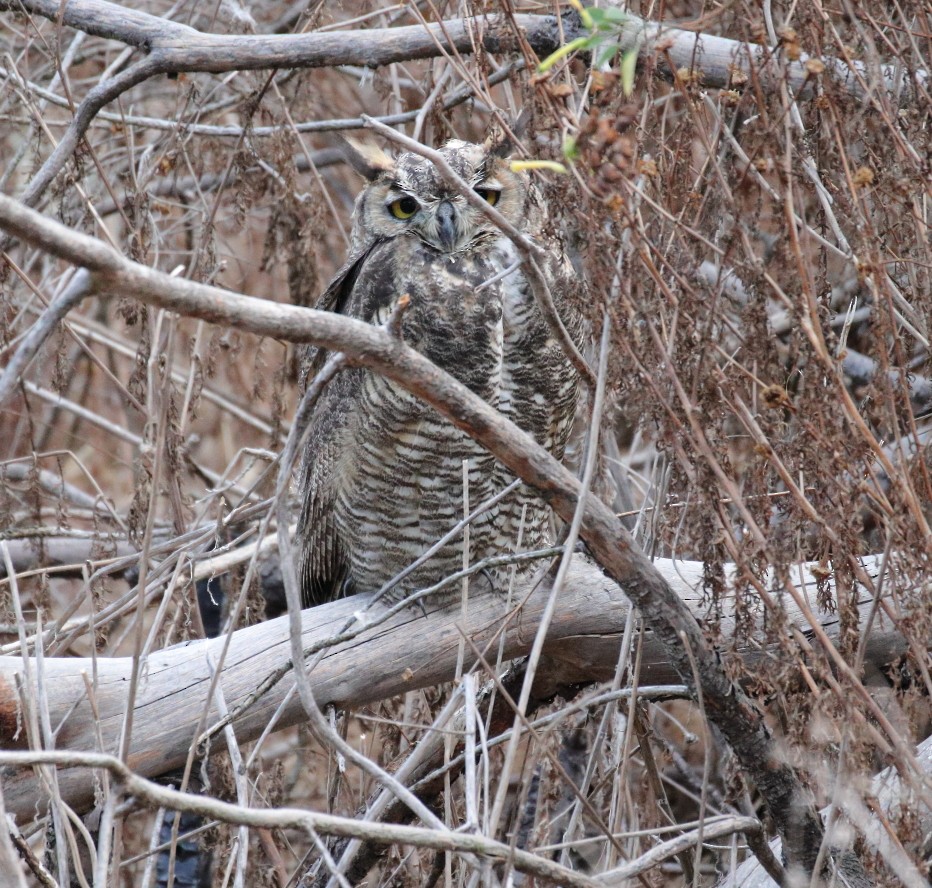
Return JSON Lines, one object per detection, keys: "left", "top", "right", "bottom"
{"left": 296, "top": 136, "right": 585, "bottom": 607}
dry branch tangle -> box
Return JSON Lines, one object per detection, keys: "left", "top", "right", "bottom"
{"left": 0, "top": 6, "right": 926, "bottom": 874}
{"left": 0, "top": 554, "right": 905, "bottom": 824}
{"left": 0, "top": 752, "right": 604, "bottom": 888}
{"left": 0, "top": 156, "right": 893, "bottom": 876}
{"left": 733, "top": 734, "right": 932, "bottom": 888}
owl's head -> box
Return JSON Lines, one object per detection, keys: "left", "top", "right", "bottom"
{"left": 342, "top": 137, "right": 534, "bottom": 254}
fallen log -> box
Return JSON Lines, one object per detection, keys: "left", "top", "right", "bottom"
{"left": 0, "top": 554, "right": 907, "bottom": 823}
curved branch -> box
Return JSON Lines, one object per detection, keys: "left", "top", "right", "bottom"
{"left": 0, "top": 193, "right": 897, "bottom": 876}
{"left": 14, "top": 57, "right": 161, "bottom": 209}
{"left": 0, "top": 1, "right": 569, "bottom": 70}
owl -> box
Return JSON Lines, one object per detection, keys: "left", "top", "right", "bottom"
{"left": 296, "top": 135, "right": 585, "bottom": 607}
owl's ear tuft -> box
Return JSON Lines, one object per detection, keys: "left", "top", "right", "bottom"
{"left": 484, "top": 132, "right": 513, "bottom": 160}
{"left": 340, "top": 137, "right": 394, "bottom": 181}
{"left": 484, "top": 109, "right": 532, "bottom": 158}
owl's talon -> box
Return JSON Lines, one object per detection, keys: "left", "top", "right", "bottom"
{"left": 385, "top": 293, "right": 411, "bottom": 339}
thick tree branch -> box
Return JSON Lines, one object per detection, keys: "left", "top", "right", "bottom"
{"left": 0, "top": 2, "right": 569, "bottom": 71}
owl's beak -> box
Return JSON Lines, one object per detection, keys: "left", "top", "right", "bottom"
{"left": 436, "top": 200, "right": 457, "bottom": 251}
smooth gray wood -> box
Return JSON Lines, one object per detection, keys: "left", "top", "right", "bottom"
{"left": 0, "top": 555, "right": 906, "bottom": 822}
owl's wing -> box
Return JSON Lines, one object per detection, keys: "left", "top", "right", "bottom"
{"left": 297, "top": 389, "right": 353, "bottom": 606}
{"left": 317, "top": 244, "right": 377, "bottom": 316}
{"left": 297, "top": 240, "right": 388, "bottom": 606}
{"left": 301, "top": 243, "right": 381, "bottom": 384}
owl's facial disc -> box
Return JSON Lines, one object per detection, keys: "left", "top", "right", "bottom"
{"left": 377, "top": 141, "right": 520, "bottom": 252}
{"left": 383, "top": 187, "right": 467, "bottom": 253}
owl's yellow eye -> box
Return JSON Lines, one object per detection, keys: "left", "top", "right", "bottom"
{"left": 474, "top": 188, "right": 500, "bottom": 207}
{"left": 388, "top": 196, "right": 419, "bottom": 219}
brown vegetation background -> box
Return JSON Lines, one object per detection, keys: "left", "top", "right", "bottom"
{"left": 0, "top": 0, "right": 930, "bottom": 886}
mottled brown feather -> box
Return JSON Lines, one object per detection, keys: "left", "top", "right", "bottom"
{"left": 296, "top": 140, "right": 585, "bottom": 607}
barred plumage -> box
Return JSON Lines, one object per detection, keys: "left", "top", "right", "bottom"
{"left": 296, "top": 137, "right": 584, "bottom": 606}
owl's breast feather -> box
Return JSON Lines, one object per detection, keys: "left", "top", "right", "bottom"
{"left": 380, "top": 245, "right": 505, "bottom": 398}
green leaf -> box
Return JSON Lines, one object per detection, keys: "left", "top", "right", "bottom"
{"left": 563, "top": 136, "right": 579, "bottom": 161}
{"left": 595, "top": 41, "right": 621, "bottom": 68}
{"left": 600, "top": 8, "right": 629, "bottom": 23}
{"left": 538, "top": 5, "right": 633, "bottom": 73}
{"left": 621, "top": 47, "right": 638, "bottom": 96}
{"left": 537, "top": 35, "right": 591, "bottom": 72}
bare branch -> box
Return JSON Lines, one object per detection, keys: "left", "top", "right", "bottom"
{"left": 0, "top": 1, "right": 570, "bottom": 72}
{"left": 599, "top": 815, "right": 764, "bottom": 885}
{"left": 0, "top": 270, "right": 92, "bottom": 405}
{"left": 0, "top": 750, "right": 602, "bottom": 888}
